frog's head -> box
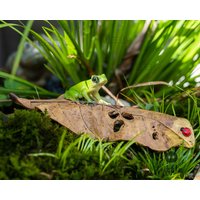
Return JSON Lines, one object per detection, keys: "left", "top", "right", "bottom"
{"left": 90, "top": 74, "right": 108, "bottom": 90}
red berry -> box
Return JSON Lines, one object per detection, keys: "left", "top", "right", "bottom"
{"left": 180, "top": 127, "right": 191, "bottom": 137}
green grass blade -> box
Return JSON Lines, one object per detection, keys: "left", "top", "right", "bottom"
{"left": 11, "top": 20, "right": 33, "bottom": 75}
{"left": 56, "top": 130, "right": 67, "bottom": 158}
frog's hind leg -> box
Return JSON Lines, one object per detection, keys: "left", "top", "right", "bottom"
{"left": 64, "top": 90, "right": 78, "bottom": 101}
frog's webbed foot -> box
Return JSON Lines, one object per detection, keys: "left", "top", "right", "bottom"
{"left": 79, "top": 100, "right": 97, "bottom": 105}
{"left": 97, "top": 99, "right": 111, "bottom": 105}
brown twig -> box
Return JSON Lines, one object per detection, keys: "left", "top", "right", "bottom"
{"left": 111, "top": 20, "right": 152, "bottom": 93}
{"left": 125, "top": 20, "right": 151, "bottom": 59}
{"left": 116, "top": 20, "right": 152, "bottom": 77}
{"left": 117, "top": 81, "right": 170, "bottom": 99}
{"left": 102, "top": 86, "right": 124, "bottom": 106}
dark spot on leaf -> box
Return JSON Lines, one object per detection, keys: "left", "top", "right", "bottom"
{"left": 121, "top": 112, "right": 134, "bottom": 120}
{"left": 113, "top": 120, "right": 124, "bottom": 132}
{"left": 108, "top": 111, "right": 119, "bottom": 119}
{"left": 152, "top": 132, "right": 158, "bottom": 140}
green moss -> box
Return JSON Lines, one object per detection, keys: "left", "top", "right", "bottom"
{"left": 0, "top": 109, "right": 135, "bottom": 179}
{"left": 0, "top": 109, "right": 68, "bottom": 154}
{"left": 0, "top": 109, "right": 77, "bottom": 179}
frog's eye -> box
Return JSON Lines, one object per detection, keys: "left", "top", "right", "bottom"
{"left": 180, "top": 127, "right": 191, "bottom": 137}
{"left": 92, "top": 76, "right": 99, "bottom": 83}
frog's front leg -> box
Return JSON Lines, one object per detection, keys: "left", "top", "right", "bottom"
{"left": 89, "top": 91, "right": 110, "bottom": 105}
{"left": 82, "top": 91, "right": 93, "bottom": 102}
{"left": 98, "top": 98, "right": 111, "bottom": 105}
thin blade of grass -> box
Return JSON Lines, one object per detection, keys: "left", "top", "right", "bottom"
{"left": 11, "top": 20, "right": 33, "bottom": 75}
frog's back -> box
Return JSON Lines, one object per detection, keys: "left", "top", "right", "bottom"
{"left": 64, "top": 80, "right": 88, "bottom": 100}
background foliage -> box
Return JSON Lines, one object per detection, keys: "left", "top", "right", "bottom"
{"left": 1, "top": 20, "right": 199, "bottom": 98}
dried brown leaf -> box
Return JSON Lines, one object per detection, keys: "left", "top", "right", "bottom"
{"left": 10, "top": 93, "right": 195, "bottom": 151}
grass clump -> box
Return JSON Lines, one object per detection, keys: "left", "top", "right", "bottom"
{"left": 128, "top": 147, "right": 200, "bottom": 180}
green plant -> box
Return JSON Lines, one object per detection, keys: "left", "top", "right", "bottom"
{"left": 129, "top": 21, "right": 200, "bottom": 85}
{"left": 11, "top": 20, "right": 34, "bottom": 75}
{"left": 0, "top": 20, "right": 200, "bottom": 180}
{"left": 0, "top": 71, "right": 58, "bottom": 98}
{"left": 1, "top": 20, "right": 199, "bottom": 98}
{"left": 131, "top": 146, "right": 200, "bottom": 180}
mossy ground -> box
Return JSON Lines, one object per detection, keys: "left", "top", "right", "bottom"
{"left": 0, "top": 109, "right": 137, "bottom": 179}
{"left": 0, "top": 96, "right": 199, "bottom": 180}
